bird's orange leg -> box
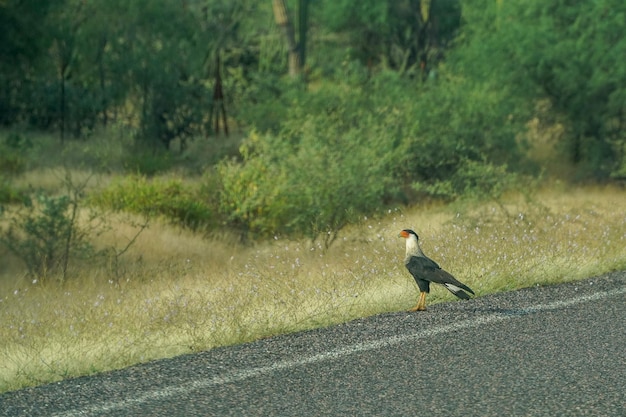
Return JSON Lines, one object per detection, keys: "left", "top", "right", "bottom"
{"left": 408, "top": 291, "right": 427, "bottom": 312}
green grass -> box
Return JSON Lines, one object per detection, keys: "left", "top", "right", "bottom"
{"left": 1, "top": 183, "right": 625, "bottom": 393}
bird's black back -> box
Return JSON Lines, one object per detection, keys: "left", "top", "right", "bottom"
{"left": 405, "top": 254, "right": 474, "bottom": 296}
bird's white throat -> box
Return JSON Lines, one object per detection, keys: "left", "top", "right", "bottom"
{"left": 405, "top": 235, "right": 425, "bottom": 258}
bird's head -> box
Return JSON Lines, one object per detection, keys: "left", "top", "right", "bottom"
{"left": 398, "top": 229, "right": 419, "bottom": 240}
{"left": 399, "top": 229, "right": 422, "bottom": 256}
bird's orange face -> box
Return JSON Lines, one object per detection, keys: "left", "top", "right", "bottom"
{"left": 398, "top": 230, "right": 410, "bottom": 239}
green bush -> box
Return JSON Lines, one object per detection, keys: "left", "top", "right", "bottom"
{"left": 0, "top": 193, "right": 94, "bottom": 280}
{"left": 219, "top": 69, "right": 534, "bottom": 243}
{"left": 90, "top": 176, "right": 216, "bottom": 230}
{"left": 0, "top": 177, "right": 29, "bottom": 205}
{"left": 232, "top": 73, "right": 294, "bottom": 134}
{"left": 122, "top": 150, "right": 176, "bottom": 176}
{"left": 398, "top": 75, "right": 527, "bottom": 180}
{"left": 0, "top": 133, "right": 31, "bottom": 205}
{"left": 413, "top": 158, "right": 520, "bottom": 202}
{"left": 0, "top": 133, "right": 31, "bottom": 176}
{"left": 219, "top": 81, "right": 402, "bottom": 244}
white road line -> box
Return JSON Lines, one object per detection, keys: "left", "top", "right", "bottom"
{"left": 54, "top": 286, "right": 626, "bottom": 417}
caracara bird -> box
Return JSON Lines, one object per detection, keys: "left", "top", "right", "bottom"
{"left": 399, "top": 229, "right": 474, "bottom": 311}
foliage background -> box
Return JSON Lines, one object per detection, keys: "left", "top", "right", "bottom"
{"left": 1, "top": 0, "right": 625, "bottom": 242}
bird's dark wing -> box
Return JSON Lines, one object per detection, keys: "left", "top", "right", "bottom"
{"left": 405, "top": 255, "right": 440, "bottom": 277}
{"left": 405, "top": 255, "right": 475, "bottom": 299}
{"left": 405, "top": 256, "right": 440, "bottom": 293}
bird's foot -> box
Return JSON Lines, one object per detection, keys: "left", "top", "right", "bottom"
{"left": 407, "top": 305, "right": 427, "bottom": 312}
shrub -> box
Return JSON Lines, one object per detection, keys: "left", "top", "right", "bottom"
{"left": 0, "top": 177, "right": 29, "bottom": 205}
{"left": 122, "top": 150, "right": 176, "bottom": 176}
{"left": 0, "top": 133, "right": 31, "bottom": 176}
{"left": 0, "top": 171, "right": 150, "bottom": 282}
{"left": 89, "top": 176, "right": 216, "bottom": 230}
{"left": 0, "top": 191, "right": 95, "bottom": 282}
{"left": 219, "top": 81, "right": 402, "bottom": 244}
{"left": 218, "top": 69, "right": 536, "bottom": 243}
{"left": 412, "top": 158, "right": 521, "bottom": 202}
{"left": 397, "top": 76, "right": 527, "bottom": 180}
{"left": 222, "top": 57, "right": 551, "bottom": 242}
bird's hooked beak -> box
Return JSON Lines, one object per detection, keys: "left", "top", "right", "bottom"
{"left": 398, "top": 230, "right": 410, "bottom": 239}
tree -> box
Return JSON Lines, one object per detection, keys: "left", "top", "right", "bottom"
{"left": 48, "top": 0, "right": 88, "bottom": 143}
{"left": 454, "top": 0, "right": 626, "bottom": 178}
{"left": 0, "top": 0, "right": 61, "bottom": 125}
{"left": 317, "top": 0, "right": 461, "bottom": 77}
{"left": 511, "top": 0, "right": 626, "bottom": 175}
{"left": 272, "top": 0, "right": 310, "bottom": 77}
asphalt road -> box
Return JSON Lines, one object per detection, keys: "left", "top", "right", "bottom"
{"left": 2, "top": 272, "right": 625, "bottom": 417}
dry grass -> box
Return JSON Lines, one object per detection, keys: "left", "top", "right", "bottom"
{"left": 1, "top": 184, "right": 625, "bottom": 393}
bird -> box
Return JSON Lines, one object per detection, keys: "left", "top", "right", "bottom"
{"left": 399, "top": 229, "right": 474, "bottom": 311}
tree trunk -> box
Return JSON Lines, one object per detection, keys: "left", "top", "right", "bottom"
{"left": 298, "top": 0, "right": 309, "bottom": 70}
{"left": 60, "top": 68, "right": 66, "bottom": 144}
{"left": 272, "top": 0, "right": 301, "bottom": 77}
{"left": 97, "top": 35, "right": 108, "bottom": 127}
